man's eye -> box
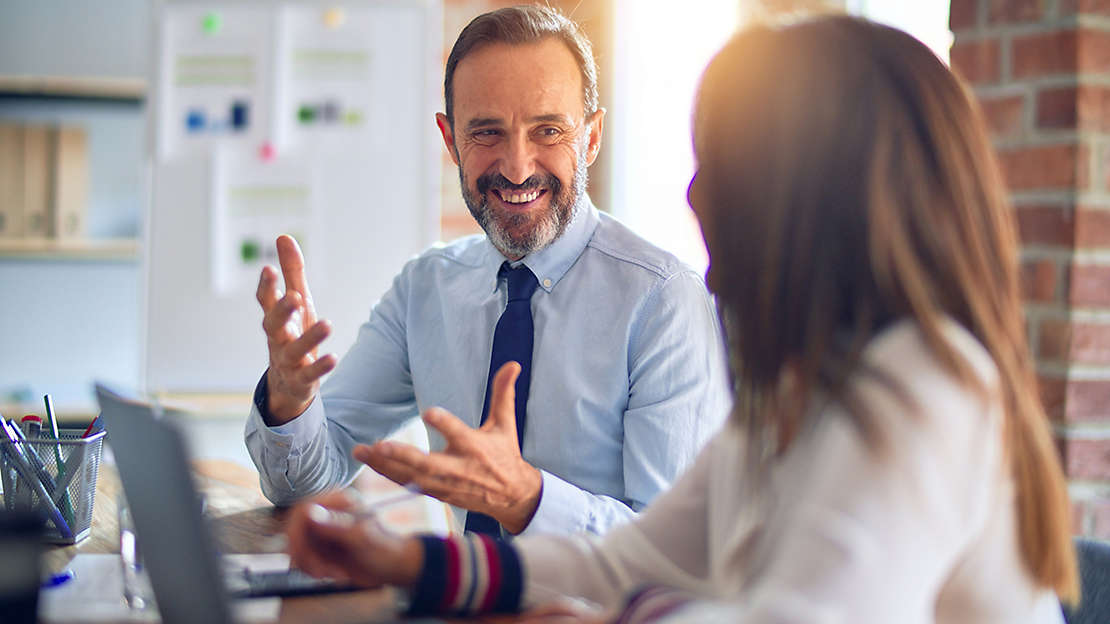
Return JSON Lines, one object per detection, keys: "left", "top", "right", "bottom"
{"left": 540, "top": 127, "right": 560, "bottom": 136}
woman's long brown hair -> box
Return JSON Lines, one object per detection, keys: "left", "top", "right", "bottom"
{"left": 693, "top": 15, "right": 1079, "bottom": 603}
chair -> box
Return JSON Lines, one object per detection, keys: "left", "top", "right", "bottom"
{"left": 1063, "top": 537, "right": 1110, "bottom": 624}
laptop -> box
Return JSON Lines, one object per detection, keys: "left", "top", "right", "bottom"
{"left": 94, "top": 383, "right": 349, "bottom": 623}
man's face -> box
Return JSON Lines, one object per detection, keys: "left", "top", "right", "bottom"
{"left": 437, "top": 38, "right": 605, "bottom": 259}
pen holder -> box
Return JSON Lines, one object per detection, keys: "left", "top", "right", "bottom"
{"left": 0, "top": 430, "right": 106, "bottom": 544}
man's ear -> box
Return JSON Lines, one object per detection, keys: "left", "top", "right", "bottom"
{"left": 583, "top": 108, "right": 606, "bottom": 167}
{"left": 436, "top": 112, "right": 460, "bottom": 166}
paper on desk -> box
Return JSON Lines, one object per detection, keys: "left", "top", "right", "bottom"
{"left": 38, "top": 553, "right": 283, "bottom": 622}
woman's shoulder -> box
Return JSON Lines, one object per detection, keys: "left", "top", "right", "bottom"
{"left": 858, "top": 317, "right": 1001, "bottom": 419}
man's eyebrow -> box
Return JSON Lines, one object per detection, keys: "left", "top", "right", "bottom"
{"left": 465, "top": 117, "right": 503, "bottom": 131}
{"left": 464, "top": 114, "right": 576, "bottom": 130}
{"left": 530, "top": 114, "right": 574, "bottom": 125}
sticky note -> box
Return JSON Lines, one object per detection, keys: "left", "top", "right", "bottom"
{"left": 323, "top": 8, "right": 346, "bottom": 29}
{"left": 202, "top": 12, "right": 222, "bottom": 35}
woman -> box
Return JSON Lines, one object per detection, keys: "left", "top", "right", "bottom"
{"left": 285, "top": 15, "right": 1079, "bottom": 622}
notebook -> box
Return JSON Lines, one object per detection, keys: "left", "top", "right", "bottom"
{"left": 94, "top": 383, "right": 349, "bottom": 623}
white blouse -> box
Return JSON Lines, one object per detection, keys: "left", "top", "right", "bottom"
{"left": 517, "top": 320, "right": 1064, "bottom": 623}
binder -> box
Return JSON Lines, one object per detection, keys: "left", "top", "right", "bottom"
{"left": 22, "top": 124, "right": 51, "bottom": 237}
{"left": 50, "top": 126, "right": 88, "bottom": 239}
{"left": 0, "top": 122, "right": 24, "bottom": 237}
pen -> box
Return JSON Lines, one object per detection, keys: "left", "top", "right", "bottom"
{"left": 8, "top": 421, "right": 57, "bottom": 492}
{"left": 21, "top": 415, "right": 42, "bottom": 439}
{"left": 44, "top": 395, "right": 74, "bottom": 524}
{"left": 307, "top": 484, "right": 424, "bottom": 527}
{"left": 42, "top": 569, "right": 75, "bottom": 589}
{"left": 81, "top": 414, "right": 103, "bottom": 438}
{"left": 0, "top": 420, "right": 72, "bottom": 539}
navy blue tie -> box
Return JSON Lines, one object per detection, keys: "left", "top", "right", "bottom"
{"left": 465, "top": 262, "right": 539, "bottom": 536}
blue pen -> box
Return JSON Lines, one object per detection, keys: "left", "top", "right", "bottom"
{"left": 42, "top": 569, "right": 75, "bottom": 589}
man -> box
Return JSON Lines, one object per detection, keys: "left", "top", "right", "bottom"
{"left": 245, "top": 5, "right": 728, "bottom": 537}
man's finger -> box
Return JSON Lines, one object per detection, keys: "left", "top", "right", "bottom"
{"left": 422, "top": 407, "right": 477, "bottom": 445}
{"left": 262, "top": 291, "right": 303, "bottom": 340}
{"left": 256, "top": 265, "right": 281, "bottom": 311}
{"left": 355, "top": 442, "right": 420, "bottom": 485}
{"left": 486, "top": 362, "right": 521, "bottom": 434}
{"left": 293, "top": 353, "right": 338, "bottom": 387}
{"left": 280, "top": 320, "right": 332, "bottom": 366}
{"left": 276, "top": 235, "right": 318, "bottom": 326}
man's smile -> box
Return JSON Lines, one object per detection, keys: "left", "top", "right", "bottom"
{"left": 491, "top": 188, "right": 548, "bottom": 208}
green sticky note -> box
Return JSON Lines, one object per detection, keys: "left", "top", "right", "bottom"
{"left": 240, "top": 240, "right": 260, "bottom": 263}
{"left": 202, "top": 12, "right": 222, "bottom": 35}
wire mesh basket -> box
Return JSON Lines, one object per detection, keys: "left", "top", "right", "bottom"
{"left": 0, "top": 429, "right": 106, "bottom": 544}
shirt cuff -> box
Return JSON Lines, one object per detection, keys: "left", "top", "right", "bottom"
{"left": 515, "top": 470, "right": 589, "bottom": 537}
{"left": 247, "top": 393, "right": 325, "bottom": 441}
{"left": 245, "top": 371, "right": 326, "bottom": 441}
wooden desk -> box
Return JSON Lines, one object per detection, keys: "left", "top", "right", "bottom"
{"left": 43, "top": 459, "right": 454, "bottom": 623}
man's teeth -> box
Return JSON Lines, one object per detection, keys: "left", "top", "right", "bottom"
{"left": 501, "top": 190, "right": 541, "bottom": 204}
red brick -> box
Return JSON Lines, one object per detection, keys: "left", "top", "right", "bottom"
{"left": 1092, "top": 499, "right": 1110, "bottom": 539}
{"left": 1060, "top": 437, "right": 1110, "bottom": 479}
{"left": 997, "top": 144, "right": 1085, "bottom": 191}
{"left": 1014, "top": 30, "right": 1077, "bottom": 78}
{"left": 1038, "top": 317, "right": 1073, "bottom": 360}
{"left": 980, "top": 94, "right": 1025, "bottom": 138}
{"left": 1040, "top": 373, "right": 1068, "bottom": 420}
{"left": 1068, "top": 321, "right": 1110, "bottom": 363}
{"left": 987, "top": 0, "right": 1043, "bottom": 24}
{"left": 1036, "top": 87, "right": 1077, "bottom": 129}
{"left": 1060, "top": 0, "right": 1110, "bottom": 17}
{"left": 1066, "top": 379, "right": 1110, "bottom": 421}
{"left": 1069, "top": 265, "right": 1110, "bottom": 306}
{"left": 1022, "top": 258, "right": 1059, "bottom": 301}
{"left": 1076, "top": 209, "right": 1110, "bottom": 247}
{"left": 951, "top": 0, "right": 979, "bottom": 31}
{"left": 1015, "top": 204, "right": 1075, "bottom": 246}
{"left": 1079, "top": 29, "right": 1110, "bottom": 74}
{"left": 1045, "top": 85, "right": 1110, "bottom": 133}
{"left": 951, "top": 38, "right": 1001, "bottom": 84}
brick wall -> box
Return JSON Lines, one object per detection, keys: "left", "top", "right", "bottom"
{"left": 950, "top": 0, "right": 1110, "bottom": 538}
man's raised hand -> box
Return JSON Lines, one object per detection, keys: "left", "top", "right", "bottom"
{"left": 352, "top": 362, "right": 544, "bottom": 534}
{"left": 256, "top": 235, "right": 337, "bottom": 424}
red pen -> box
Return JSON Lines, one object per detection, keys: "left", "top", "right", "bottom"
{"left": 81, "top": 414, "right": 103, "bottom": 438}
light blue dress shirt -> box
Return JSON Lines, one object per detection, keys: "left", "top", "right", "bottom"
{"left": 244, "top": 202, "right": 731, "bottom": 536}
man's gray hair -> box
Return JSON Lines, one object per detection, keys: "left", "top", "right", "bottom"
{"left": 444, "top": 5, "right": 599, "bottom": 125}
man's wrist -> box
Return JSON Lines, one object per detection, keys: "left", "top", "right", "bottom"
{"left": 499, "top": 464, "right": 544, "bottom": 535}
{"left": 258, "top": 369, "right": 311, "bottom": 426}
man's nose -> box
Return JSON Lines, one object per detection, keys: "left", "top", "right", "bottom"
{"left": 499, "top": 133, "right": 537, "bottom": 185}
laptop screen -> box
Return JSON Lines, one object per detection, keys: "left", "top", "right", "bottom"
{"left": 95, "top": 383, "right": 234, "bottom": 624}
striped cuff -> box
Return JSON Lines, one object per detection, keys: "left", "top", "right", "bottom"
{"left": 407, "top": 533, "right": 523, "bottom": 616}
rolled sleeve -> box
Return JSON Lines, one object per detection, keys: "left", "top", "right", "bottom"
{"left": 244, "top": 388, "right": 329, "bottom": 506}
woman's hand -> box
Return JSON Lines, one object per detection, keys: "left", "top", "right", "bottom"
{"left": 285, "top": 491, "right": 424, "bottom": 588}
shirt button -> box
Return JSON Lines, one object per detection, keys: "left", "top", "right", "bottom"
{"left": 542, "top": 278, "right": 552, "bottom": 288}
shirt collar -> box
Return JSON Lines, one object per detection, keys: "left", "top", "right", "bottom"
{"left": 482, "top": 199, "right": 601, "bottom": 294}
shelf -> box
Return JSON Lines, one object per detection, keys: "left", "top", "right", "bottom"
{"left": 0, "top": 75, "right": 146, "bottom": 102}
{"left": 0, "top": 237, "right": 139, "bottom": 261}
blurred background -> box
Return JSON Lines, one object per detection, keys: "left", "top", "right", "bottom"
{"left": 4, "top": 0, "right": 1110, "bottom": 539}
{"left": 0, "top": 0, "right": 948, "bottom": 408}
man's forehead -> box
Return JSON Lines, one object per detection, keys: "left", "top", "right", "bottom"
{"left": 451, "top": 39, "right": 585, "bottom": 122}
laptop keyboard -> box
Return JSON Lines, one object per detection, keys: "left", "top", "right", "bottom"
{"left": 227, "top": 567, "right": 355, "bottom": 598}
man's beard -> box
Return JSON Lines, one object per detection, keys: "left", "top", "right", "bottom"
{"left": 460, "top": 148, "right": 588, "bottom": 258}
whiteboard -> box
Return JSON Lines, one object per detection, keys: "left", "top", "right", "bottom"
{"left": 143, "top": 0, "right": 442, "bottom": 393}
